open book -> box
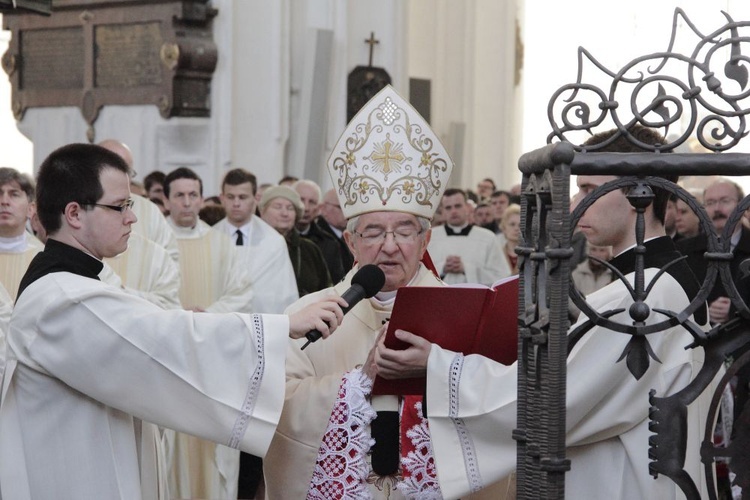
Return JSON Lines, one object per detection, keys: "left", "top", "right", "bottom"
{"left": 372, "top": 275, "right": 519, "bottom": 395}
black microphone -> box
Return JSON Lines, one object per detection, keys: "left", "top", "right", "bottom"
{"left": 301, "top": 264, "right": 386, "bottom": 350}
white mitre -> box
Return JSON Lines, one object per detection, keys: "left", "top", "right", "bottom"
{"left": 326, "top": 85, "right": 454, "bottom": 220}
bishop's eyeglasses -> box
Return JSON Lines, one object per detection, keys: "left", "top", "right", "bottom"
{"left": 353, "top": 226, "right": 424, "bottom": 245}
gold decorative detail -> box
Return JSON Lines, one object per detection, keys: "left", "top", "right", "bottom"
{"left": 81, "top": 90, "right": 98, "bottom": 125}
{"left": 160, "top": 42, "right": 180, "bottom": 71}
{"left": 12, "top": 100, "right": 23, "bottom": 120}
{"left": 1, "top": 51, "right": 16, "bottom": 77}
{"left": 368, "top": 137, "right": 405, "bottom": 175}
{"left": 420, "top": 152, "right": 431, "bottom": 166}
{"left": 158, "top": 95, "right": 171, "bottom": 114}
{"left": 87, "top": 125, "right": 95, "bottom": 144}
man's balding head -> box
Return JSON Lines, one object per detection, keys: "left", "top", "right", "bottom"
{"left": 98, "top": 139, "right": 134, "bottom": 173}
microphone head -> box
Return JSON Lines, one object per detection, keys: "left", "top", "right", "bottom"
{"left": 351, "top": 264, "right": 386, "bottom": 298}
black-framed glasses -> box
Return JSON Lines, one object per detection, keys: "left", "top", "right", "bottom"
{"left": 84, "top": 199, "right": 135, "bottom": 213}
{"left": 353, "top": 227, "right": 424, "bottom": 245}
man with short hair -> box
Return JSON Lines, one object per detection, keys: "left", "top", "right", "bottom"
{"left": 474, "top": 201, "right": 495, "bottom": 229}
{"left": 163, "top": 166, "right": 256, "bottom": 499}
{"left": 476, "top": 177, "right": 496, "bottom": 201}
{"left": 143, "top": 170, "right": 167, "bottom": 203}
{"left": 677, "top": 178, "right": 750, "bottom": 324}
{"left": 675, "top": 192, "right": 701, "bottom": 239}
{"left": 428, "top": 188, "right": 510, "bottom": 285}
{"left": 294, "top": 179, "right": 345, "bottom": 283}
{"left": 376, "top": 126, "right": 718, "bottom": 499}
{"left": 0, "top": 167, "right": 44, "bottom": 300}
{"left": 489, "top": 189, "right": 512, "bottom": 234}
{"left": 317, "top": 188, "right": 355, "bottom": 272}
{"left": 0, "top": 143, "right": 346, "bottom": 499}
{"left": 216, "top": 168, "right": 298, "bottom": 314}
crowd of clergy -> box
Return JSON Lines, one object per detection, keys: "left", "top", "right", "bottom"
{"left": 0, "top": 141, "right": 528, "bottom": 499}
{"left": 0, "top": 86, "right": 742, "bottom": 500}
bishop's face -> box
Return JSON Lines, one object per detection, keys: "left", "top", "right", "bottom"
{"left": 344, "top": 212, "right": 431, "bottom": 292}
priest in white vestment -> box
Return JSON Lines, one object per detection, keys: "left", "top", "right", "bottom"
{"left": 0, "top": 167, "right": 44, "bottom": 300}
{"left": 216, "top": 168, "right": 298, "bottom": 314}
{"left": 428, "top": 188, "right": 510, "bottom": 285}
{"left": 0, "top": 231, "right": 43, "bottom": 300}
{"left": 377, "top": 126, "right": 721, "bottom": 499}
{"left": 165, "top": 167, "right": 254, "bottom": 314}
{"left": 0, "top": 143, "right": 345, "bottom": 500}
{"left": 103, "top": 231, "right": 181, "bottom": 310}
{"left": 264, "top": 86, "right": 512, "bottom": 499}
{"left": 162, "top": 167, "right": 257, "bottom": 499}
{"left": 215, "top": 168, "right": 299, "bottom": 498}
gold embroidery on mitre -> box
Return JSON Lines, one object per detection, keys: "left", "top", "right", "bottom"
{"left": 367, "top": 136, "right": 406, "bottom": 177}
{"left": 328, "top": 88, "right": 453, "bottom": 218}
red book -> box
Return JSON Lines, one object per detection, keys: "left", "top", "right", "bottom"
{"left": 372, "top": 275, "right": 519, "bottom": 395}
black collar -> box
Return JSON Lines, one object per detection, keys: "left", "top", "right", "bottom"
{"left": 17, "top": 239, "right": 103, "bottom": 301}
{"left": 445, "top": 224, "right": 474, "bottom": 236}
{"left": 610, "top": 236, "right": 706, "bottom": 325}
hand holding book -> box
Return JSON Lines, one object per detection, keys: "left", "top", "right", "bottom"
{"left": 372, "top": 275, "right": 519, "bottom": 395}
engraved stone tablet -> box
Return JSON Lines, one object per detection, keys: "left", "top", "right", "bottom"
{"left": 95, "top": 22, "right": 163, "bottom": 88}
{"left": 20, "top": 27, "right": 84, "bottom": 90}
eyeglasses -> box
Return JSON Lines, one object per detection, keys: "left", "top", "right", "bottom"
{"left": 85, "top": 199, "right": 135, "bottom": 213}
{"left": 353, "top": 227, "right": 424, "bottom": 245}
{"left": 703, "top": 197, "right": 738, "bottom": 208}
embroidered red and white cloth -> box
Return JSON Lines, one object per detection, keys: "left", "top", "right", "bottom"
{"left": 307, "top": 370, "right": 442, "bottom": 499}
{"left": 398, "top": 397, "right": 442, "bottom": 499}
{"left": 308, "top": 369, "right": 376, "bottom": 499}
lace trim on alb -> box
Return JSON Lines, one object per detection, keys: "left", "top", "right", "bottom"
{"left": 307, "top": 368, "right": 376, "bottom": 500}
{"left": 228, "top": 314, "right": 265, "bottom": 448}
{"left": 397, "top": 400, "right": 443, "bottom": 499}
{"left": 448, "top": 354, "right": 483, "bottom": 493}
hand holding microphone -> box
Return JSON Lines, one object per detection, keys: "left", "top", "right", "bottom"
{"left": 288, "top": 296, "right": 348, "bottom": 341}
{"left": 301, "top": 264, "right": 386, "bottom": 350}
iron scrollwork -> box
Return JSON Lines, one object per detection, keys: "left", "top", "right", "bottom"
{"left": 518, "top": 8, "right": 750, "bottom": 500}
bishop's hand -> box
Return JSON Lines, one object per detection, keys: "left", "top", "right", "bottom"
{"left": 375, "top": 329, "right": 431, "bottom": 379}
